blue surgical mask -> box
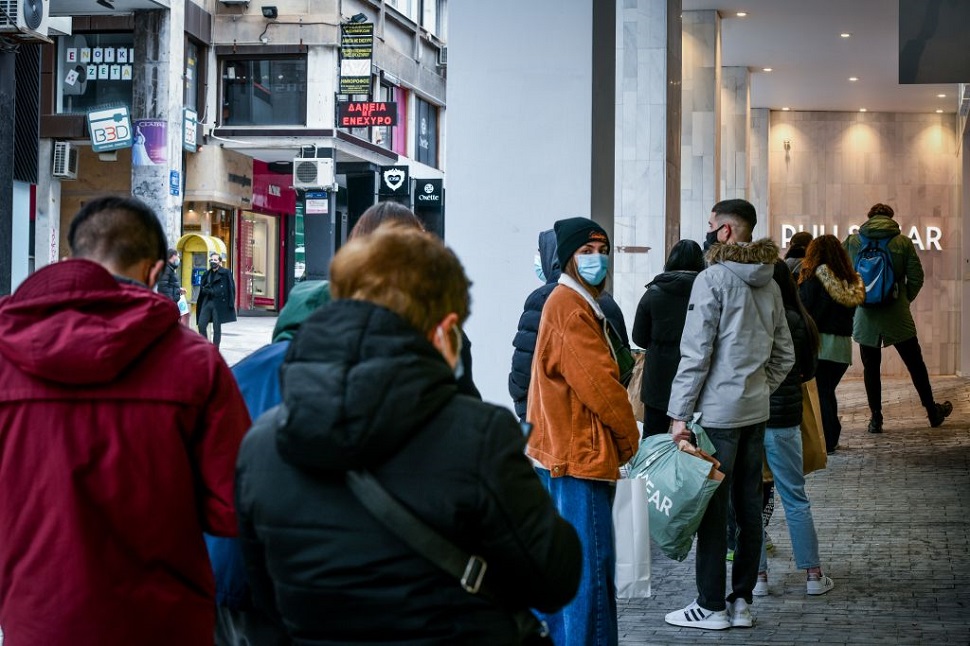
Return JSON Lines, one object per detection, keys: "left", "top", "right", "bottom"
{"left": 576, "top": 253, "right": 609, "bottom": 286}
{"left": 534, "top": 254, "right": 546, "bottom": 282}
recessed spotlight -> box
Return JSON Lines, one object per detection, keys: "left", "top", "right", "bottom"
{"left": 763, "top": 67, "right": 773, "bottom": 72}
{"left": 859, "top": 108, "right": 867, "bottom": 112}
{"left": 937, "top": 93, "right": 947, "bottom": 98}
{"left": 736, "top": 12, "right": 748, "bottom": 17}
{"left": 849, "top": 77, "right": 859, "bottom": 82}
{"left": 936, "top": 109, "right": 944, "bottom": 113}
{"left": 840, "top": 32, "right": 851, "bottom": 38}
{"left": 782, "top": 107, "right": 790, "bottom": 111}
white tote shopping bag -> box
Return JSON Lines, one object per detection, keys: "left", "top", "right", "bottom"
{"left": 613, "top": 477, "right": 651, "bottom": 598}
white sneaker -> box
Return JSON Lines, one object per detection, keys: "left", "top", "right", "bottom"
{"left": 807, "top": 574, "right": 835, "bottom": 596}
{"left": 664, "top": 600, "right": 730, "bottom": 630}
{"left": 727, "top": 598, "right": 753, "bottom": 628}
{"left": 753, "top": 572, "right": 769, "bottom": 597}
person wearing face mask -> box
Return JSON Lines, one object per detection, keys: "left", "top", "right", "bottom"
{"left": 526, "top": 217, "right": 639, "bottom": 646}
{"left": 509, "top": 228, "right": 630, "bottom": 423}
{"left": 0, "top": 196, "right": 250, "bottom": 646}
{"left": 198, "top": 252, "right": 238, "bottom": 349}
{"left": 157, "top": 248, "right": 184, "bottom": 303}
{"left": 235, "top": 225, "right": 581, "bottom": 643}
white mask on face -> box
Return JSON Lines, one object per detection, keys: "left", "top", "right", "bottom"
{"left": 435, "top": 324, "right": 464, "bottom": 380}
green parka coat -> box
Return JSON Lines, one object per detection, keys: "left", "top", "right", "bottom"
{"left": 843, "top": 215, "right": 924, "bottom": 347}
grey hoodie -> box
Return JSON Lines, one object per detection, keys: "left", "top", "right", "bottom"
{"left": 667, "top": 239, "right": 795, "bottom": 429}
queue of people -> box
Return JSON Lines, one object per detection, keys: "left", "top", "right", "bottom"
{"left": 0, "top": 195, "right": 952, "bottom": 645}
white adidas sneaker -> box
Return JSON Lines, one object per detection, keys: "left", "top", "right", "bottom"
{"left": 727, "top": 598, "right": 754, "bottom": 628}
{"left": 664, "top": 600, "right": 730, "bottom": 630}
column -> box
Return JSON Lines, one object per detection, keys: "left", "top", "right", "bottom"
{"left": 613, "top": 0, "right": 682, "bottom": 334}
{"left": 131, "top": 8, "right": 185, "bottom": 248}
{"left": 680, "top": 10, "right": 720, "bottom": 244}
{"left": 749, "top": 107, "right": 770, "bottom": 239}
{"left": 720, "top": 66, "right": 749, "bottom": 200}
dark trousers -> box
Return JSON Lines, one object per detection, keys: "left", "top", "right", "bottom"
{"left": 859, "top": 336, "right": 934, "bottom": 416}
{"left": 695, "top": 423, "right": 765, "bottom": 610}
{"left": 815, "top": 359, "right": 850, "bottom": 452}
{"left": 198, "top": 302, "right": 222, "bottom": 348}
{"left": 642, "top": 405, "right": 671, "bottom": 438}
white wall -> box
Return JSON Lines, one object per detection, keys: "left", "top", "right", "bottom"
{"left": 447, "top": 1, "right": 593, "bottom": 408}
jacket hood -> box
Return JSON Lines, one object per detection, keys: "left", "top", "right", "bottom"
{"left": 859, "top": 215, "right": 901, "bottom": 239}
{"left": 538, "top": 229, "right": 561, "bottom": 284}
{"left": 0, "top": 259, "right": 179, "bottom": 385}
{"left": 647, "top": 270, "right": 698, "bottom": 296}
{"left": 816, "top": 264, "right": 865, "bottom": 307}
{"left": 272, "top": 280, "right": 331, "bottom": 342}
{"left": 275, "top": 300, "right": 456, "bottom": 472}
{"left": 705, "top": 238, "right": 779, "bottom": 288}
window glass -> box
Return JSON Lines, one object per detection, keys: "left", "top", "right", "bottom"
{"left": 422, "top": 0, "right": 438, "bottom": 35}
{"left": 415, "top": 97, "right": 438, "bottom": 168}
{"left": 386, "top": 0, "right": 418, "bottom": 21}
{"left": 57, "top": 34, "right": 134, "bottom": 114}
{"left": 185, "top": 41, "right": 202, "bottom": 113}
{"left": 221, "top": 57, "right": 307, "bottom": 126}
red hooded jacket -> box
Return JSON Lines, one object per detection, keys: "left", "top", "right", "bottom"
{"left": 0, "top": 260, "right": 250, "bottom": 646}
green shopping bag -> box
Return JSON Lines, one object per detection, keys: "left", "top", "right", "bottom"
{"left": 627, "top": 418, "right": 725, "bottom": 561}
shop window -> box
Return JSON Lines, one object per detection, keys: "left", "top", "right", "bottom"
{"left": 221, "top": 57, "right": 307, "bottom": 126}
{"left": 415, "top": 97, "right": 439, "bottom": 168}
{"left": 373, "top": 84, "right": 408, "bottom": 155}
{"left": 57, "top": 34, "right": 134, "bottom": 114}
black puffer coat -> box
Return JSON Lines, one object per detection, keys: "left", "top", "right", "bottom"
{"left": 798, "top": 265, "right": 864, "bottom": 337}
{"left": 156, "top": 262, "right": 181, "bottom": 303}
{"left": 631, "top": 270, "right": 697, "bottom": 411}
{"left": 236, "top": 300, "right": 581, "bottom": 645}
{"left": 767, "top": 308, "right": 817, "bottom": 428}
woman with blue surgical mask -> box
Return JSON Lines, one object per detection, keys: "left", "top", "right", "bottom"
{"left": 526, "top": 217, "right": 639, "bottom": 646}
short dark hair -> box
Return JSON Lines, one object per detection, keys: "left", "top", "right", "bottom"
{"left": 867, "top": 203, "right": 894, "bottom": 219}
{"left": 665, "top": 239, "right": 705, "bottom": 272}
{"left": 350, "top": 201, "right": 424, "bottom": 239}
{"left": 68, "top": 196, "right": 167, "bottom": 266}
{"left": 711, "top": 199, "right": 757, "bottom": 236}
{"left": 167, "top": 248, "right": 178, "bottom": 258}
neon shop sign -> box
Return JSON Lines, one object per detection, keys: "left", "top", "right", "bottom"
{"left": 780, "top": 224, "right": 942, "bottom": 252}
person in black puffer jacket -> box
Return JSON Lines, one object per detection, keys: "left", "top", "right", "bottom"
{"left": 156, "top": 248, "right": 182, "bottom": 303}
{"left": 631, "top": 239, "right": 705, "bottom": 437}
{"left": 236, "top": 226, "right": 582, "bottom": 645}
{"left": 754, "top": 260, "right": 835, "bottom": 599}
{"left": 508, "top": 228, "right": 629, "bottom": 423}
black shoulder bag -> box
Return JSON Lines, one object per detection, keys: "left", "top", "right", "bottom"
{"left": 345, "top": 470, "right": 552, "bottom": 645}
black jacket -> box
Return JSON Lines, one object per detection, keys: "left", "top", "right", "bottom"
{"left": 156, "top": 263, "right": 181, "bottom": 303}
{"left": 198, "top": 266, "right": 237, "bottom": 323}
{"left": 631, "top": 270, "right": 698, "bottom": 411}
{"left": 799, "top": 270, "right": 861, "bottom": 338}
{"left": 236, "top": 300, "right": 581, "bottom": 644}
{"left": 768, "top": 308, "right": 817, "bottom": 428}
{"left": 508, "top": 230, "right": 629, "bottom": 422}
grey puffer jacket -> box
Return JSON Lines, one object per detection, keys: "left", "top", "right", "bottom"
{"left": 667, "top": 239, "right": 795, "bottom": 429}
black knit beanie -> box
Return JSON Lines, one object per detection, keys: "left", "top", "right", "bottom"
{"left": 554, "top": 217, "right": 610, "bottom": 269}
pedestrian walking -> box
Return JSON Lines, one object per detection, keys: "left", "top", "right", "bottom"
{"left": 198, "top": 252, "right": 237, "bottom": 348}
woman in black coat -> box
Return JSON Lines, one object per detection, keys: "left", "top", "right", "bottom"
{"left": 631, "top": 240, "right": 705, "bottom": 437}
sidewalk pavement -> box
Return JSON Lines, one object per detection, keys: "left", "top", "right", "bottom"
{"left": 215, "top": 315, "right": 970, "bottom": 644}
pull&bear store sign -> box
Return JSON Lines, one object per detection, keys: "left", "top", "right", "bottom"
{"left": 780, "top": 224, "right": 943, "bottom": 252}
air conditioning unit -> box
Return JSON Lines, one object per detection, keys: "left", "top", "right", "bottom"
{"left": 436, "top": 46, "right": 448, "bottom": 67}
{"left": 52, "top": 141, "right": 79, "bottom": 180}
{"left": 293, "top": 157, "right": 335, "bottom": 189}
{"left": 0, "top": 0, "right": 51, "bottom": 40}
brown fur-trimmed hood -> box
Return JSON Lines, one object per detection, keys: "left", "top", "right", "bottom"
{"left": 816, "top": 264, "right": 865, "bottom": 307}
{"left": 705, "top": 238, "right": 780, "bottom": 266}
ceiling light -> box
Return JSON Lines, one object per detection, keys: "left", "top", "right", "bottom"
{"left": 736, "top": 12, "right": 748, "bottom": 17}
{"left": 849, "top": 77, "right": 859, "bottom": 81}
{"left": 859, "top": 108, "right": 867, "bottom": 112}
{"left": 781, "top": 107, "right": 790, "bottom": 111}
{"left": 840, "top": 32, "right": 851, "bottom": 38}
{"left": 936, "top": 109, "right": 944, "bottom": 113}
{"left": 937, "top": 93, "right": 947, "bottom": 98}
{"left": 762, "top": 67, "right": 773, "bottom": 72}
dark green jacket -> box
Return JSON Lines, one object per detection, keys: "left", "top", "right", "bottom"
{"left": 843, "top": 216, "right": 923, "bottom": 346}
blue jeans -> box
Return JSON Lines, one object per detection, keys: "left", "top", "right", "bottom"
{"left": 535, "top": 470, "right": 617, "bottom": 646}
{"left": 695, "top": 424, "right": 764, "bottom": 609}
{"left": 760, "top": 425, "right": 821, "bottom": 571}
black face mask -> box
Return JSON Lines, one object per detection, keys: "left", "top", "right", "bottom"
{"left": 210, "top": 262, "right": 219, "bottom": 270}
{"left": 703, "top": 225, "right": 725, "bottom": 251}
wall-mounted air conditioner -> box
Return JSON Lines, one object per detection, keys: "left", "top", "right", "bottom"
{"left": 437, "top": 46, "right": 448, "bottom": 67}
{"left": 293, "top": 157, "right": 335, "bottom": 190}
{"left": 52, "top": 141, "right": 79, "bottom": 180}
{"left": 0, "top": 0, "right": 50, "bottom": 40}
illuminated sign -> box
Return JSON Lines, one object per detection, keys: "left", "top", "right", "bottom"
{"left": 339, "top": 23, "right": 374, "bottom": 94}
{"left": 87, "top": 106, "right": 133, "bottom": 152}
{"left": 780, "top": 224, "right": 943, "bottom": 251}
{"left": 337, "top": 101, "right": 397, "bottom": 128}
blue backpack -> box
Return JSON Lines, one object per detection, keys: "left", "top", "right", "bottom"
{"left": 854, "top": 232, "right": 899, "bottom": 307}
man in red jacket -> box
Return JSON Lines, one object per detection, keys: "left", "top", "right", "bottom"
{"left": 0, "top": 196, "right": 251, "bottom": 646}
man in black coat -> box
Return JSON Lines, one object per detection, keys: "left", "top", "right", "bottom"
{"left": 197, "top": 252, "right": 237, "bottom": 348}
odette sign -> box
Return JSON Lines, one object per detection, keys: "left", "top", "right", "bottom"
{"left": 780, "top": 223, "right": 943, "bottom": 251}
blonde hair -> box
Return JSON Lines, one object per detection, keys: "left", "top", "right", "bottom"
{"left": 330, "top": 224, "right": 470, "bottom": 334}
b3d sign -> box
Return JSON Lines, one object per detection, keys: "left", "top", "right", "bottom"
{"left": 337, "top": 101, "right": 397, "bottom": 128}
{"left": 87, "top": 106, "right": 133, "bottom": 152}
{"left": 379, "top": 165, "right": 410, "bottom": 196}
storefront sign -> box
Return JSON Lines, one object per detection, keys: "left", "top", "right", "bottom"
{"left": 337, "top": 101, "right": 397, "bottom": 127}
{"left": 379, "top": 165, "right": 410, "bottom": 196}
{"left": 414, "top": 179, "right": 443, "bottom": 209}
{"left": 339, "top": 23, "right": 374, "bottom": 95}
{"left": 780, "top": 223, "right": 943, "bottom": 251}
{"left": 87, "top": 106, "right": 133, "bottom": 152}
{"left": 183, "top": 107, "right": 198, "bottom": 153}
